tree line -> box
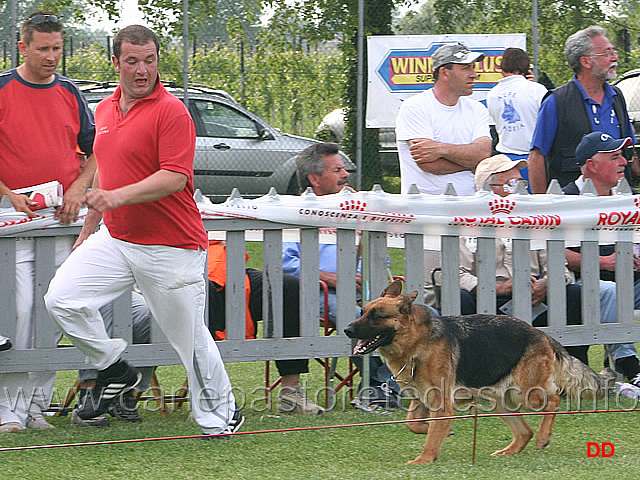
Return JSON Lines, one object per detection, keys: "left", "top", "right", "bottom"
{"left": 2, "top": 0, "right": 638, "bottom": 188}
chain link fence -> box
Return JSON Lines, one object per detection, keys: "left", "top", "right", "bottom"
{"left": 0, "top": 8, "right": 381, "bottom": 200}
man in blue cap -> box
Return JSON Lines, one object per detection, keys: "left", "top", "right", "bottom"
{"left": 563, "top": 131, "right": 640, "bottom": 389}
{"left": 563, "top": 132, "right": 632, "bottom": 196}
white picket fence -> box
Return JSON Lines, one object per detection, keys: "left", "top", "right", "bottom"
{"left": 2, "top": 186, "right": 640, "bottom": 375}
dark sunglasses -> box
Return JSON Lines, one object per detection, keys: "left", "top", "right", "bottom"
{"left": 28, "top": 14, "right": 60, "bottom": 25}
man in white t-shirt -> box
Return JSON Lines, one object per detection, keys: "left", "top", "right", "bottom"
{"left": 395, "top": 42, "right": 492, "bottom": 196}
{"left": 486, "top": 48, "right": 548, "bottom": 188}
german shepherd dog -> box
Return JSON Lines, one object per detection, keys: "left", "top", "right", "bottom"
{"left": 344, "top": 280, "right": 607, "bottom": 464}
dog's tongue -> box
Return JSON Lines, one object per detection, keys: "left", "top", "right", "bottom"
{"left": 353, "top": 339, "right": 367, "bottom": 355}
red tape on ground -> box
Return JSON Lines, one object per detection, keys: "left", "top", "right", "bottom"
{"left": 1, "top": 407, "right": 638, "bottom": 452}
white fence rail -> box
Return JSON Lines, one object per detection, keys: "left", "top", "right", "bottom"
{"left": 2, "top": 186, "right": 640, "bottom": 374}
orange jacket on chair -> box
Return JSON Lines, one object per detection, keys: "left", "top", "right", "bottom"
{"left": 207, "top": 240, "right": 256, "bottom": 340}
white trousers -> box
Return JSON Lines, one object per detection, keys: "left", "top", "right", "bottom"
{"left": 0, "top": 236, "right": 71, "bottom": 427}
{"left": 45, "top": 226, "right": 235, "bottom": 433}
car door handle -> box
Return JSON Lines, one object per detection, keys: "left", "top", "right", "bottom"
{"left": 213, "top": 143, "right": 231, "bottom": 150}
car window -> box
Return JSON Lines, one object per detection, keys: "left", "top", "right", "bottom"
{"left": 616, "top": 74, "right": 640, "bottom": 113}
{"left": 86, "top": 99, "right": 99, "bottom": 113}
{"left": 192, "top": 99, "right": 260, "bottom": 138}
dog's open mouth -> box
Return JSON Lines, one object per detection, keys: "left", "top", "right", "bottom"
{"left": 353, "top": 333, "right": 393, "bottom": 355}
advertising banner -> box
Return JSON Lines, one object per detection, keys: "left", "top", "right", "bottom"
{"left": 367, "top": 34, "right": 527, "bottom": 128}
{"left": 6, "top": 185, "right": 640, "bottom": 252}
{"left": 198, "top": 188, "right": 640, "bottom": 250}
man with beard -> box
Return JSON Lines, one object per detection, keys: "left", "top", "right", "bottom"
{"left": 528, "top": 26, "right": 636, "bottom": 193}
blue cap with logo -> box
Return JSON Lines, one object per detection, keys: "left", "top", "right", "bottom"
{"left": 575, "top": 132, "right": 631, "bottom": 166}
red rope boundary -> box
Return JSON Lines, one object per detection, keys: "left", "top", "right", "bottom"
{"left": 1, "top": 407, "right": 638, "bottom": 452}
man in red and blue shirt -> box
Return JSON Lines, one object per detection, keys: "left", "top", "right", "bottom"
{"left": 0, "top": 11, "right": 96, "bottom": 433}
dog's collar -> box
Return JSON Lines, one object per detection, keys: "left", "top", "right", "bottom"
{"left": 391, "top": 356, "right": 417, "bottom": 385}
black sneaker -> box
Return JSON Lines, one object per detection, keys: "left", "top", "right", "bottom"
{"left": 359, "top": 384, "right": 401, "bottom": 410}
{"left": 108, "top": 390, "right": 142, "bottom": 423}
{"left": 202, "top": 404, "right": 244, "bottom": 440}
{"left": 71, "top": 390, "right": 111, "bottom": 427}
{"left": 629, "top": 373, "right": 640, "bottom": 388}
{"left": 77, "top": 359, "right": 141, "bottom": 420}
{"left": 71, "top": 408, "right": 111, "bottom": 427}
{"left": 226, "top": 405, "right": 245, "bottom": 433}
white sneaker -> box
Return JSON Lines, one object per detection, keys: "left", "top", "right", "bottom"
{"left": 277, "top": 385, "right": 324, "bottom": 415}
{"left": 26, "top": 412, "right": 55, "bottom": 430}
{"left": 0, "top": 422, "right": 24, "bottom": 433}
{"left": 614, "top": 381, "right": 640, "bottom": 399}
{"left": 0, "top": 335, "right": 11, "bottom": 351}
{"left": 628, "top": 373, "right": 640, "bottom": 389}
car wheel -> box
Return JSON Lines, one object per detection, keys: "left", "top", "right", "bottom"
{"left": 286, "top": 174, "right": 300, "bottom": 195}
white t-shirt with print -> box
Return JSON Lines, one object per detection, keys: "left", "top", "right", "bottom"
{"left": 486, "top": 75, "right": 548, "bottom": 155}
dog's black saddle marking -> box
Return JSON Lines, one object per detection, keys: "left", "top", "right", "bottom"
{"left": 439, "top": 314, "right": 538, "bottom": 388}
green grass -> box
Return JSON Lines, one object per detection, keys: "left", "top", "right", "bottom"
{"left": 246, "top": 239, "right": 406, "bottom": 276}
{"left": 381, "top": 175, "right": 402, "bottom": 194}
{"left": 2, "top": 346, "right": 640, "bottom": 479}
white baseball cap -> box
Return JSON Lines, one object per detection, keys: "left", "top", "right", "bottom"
{"left": 475, "top": 154, "right": 528, "bottom": 191}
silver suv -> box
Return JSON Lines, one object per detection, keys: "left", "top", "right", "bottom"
{"left": 78, "top": 81, "right": 355, "bottom": 201}
{"left": 612, "top": 69, "right": 640, "bottom": 135}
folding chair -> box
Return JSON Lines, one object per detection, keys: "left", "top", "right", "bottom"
{"left": 265, "top": 280, "right": 358, "bottom": 408}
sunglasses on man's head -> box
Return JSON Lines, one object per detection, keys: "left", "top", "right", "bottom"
{"left": 28, "top": 14, "right": 60, "bottom": 25}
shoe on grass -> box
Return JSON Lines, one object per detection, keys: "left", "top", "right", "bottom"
{"left": 277, "top": 385, "right": 324, "bottom": 415}
{"left": 0, "top": 422, "right": 24, "bottom": 433}
{"left": 614, "top": 381, "right": 640, "bottom": 399}
{"left": 76, "top": 359, "right": 141, "bottom": 420}
{"left": 628, "top": 373, "right": 640, "bottom": 389}
{"left": 71, "top": 408, "right": 110, "bottom": 427}
{"left": 358, "top": 384, "right": 401, "bottom": 410}
{"left": 26, "top": 412, "right": 55, "bottom": 430}
{"left": 108, "top": 390, "right": 142, "bottom": 422}
{"left": 202, "top": 403, "right": 244, "bottom": 440}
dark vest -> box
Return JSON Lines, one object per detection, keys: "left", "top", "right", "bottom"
{"left": 547, "top": 80, "right": 632, "bottom": 187}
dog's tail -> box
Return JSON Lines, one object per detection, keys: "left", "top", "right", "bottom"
{"left": 549, "top": 338, "right": 608, "bottom": 400}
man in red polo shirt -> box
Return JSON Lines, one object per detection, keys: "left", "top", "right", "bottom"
{"left": 45, "top": 25, "right": 242, "bottom": 437}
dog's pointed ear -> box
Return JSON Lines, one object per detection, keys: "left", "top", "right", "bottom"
{"left": 399, "top": 290, "right": 419, "bottom": 314}
{"left": 381, "top": 279, "right": 403, "bottom": 297}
